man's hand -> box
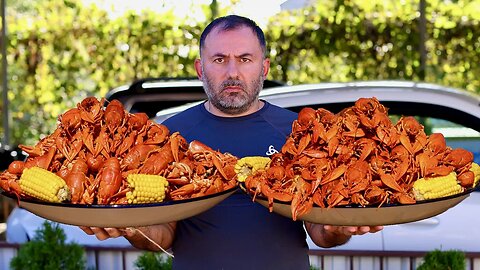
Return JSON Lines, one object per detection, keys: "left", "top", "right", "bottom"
{"left": 323, "top": 225, "right": 384, "bottom": 236}
{"left": 80, "top": 223, "right": 177, "bottom": 251}
{"left": 80, "top": 227, "right": 132, "bottom": 240}
{"left": 305, "top": 222, "right": 383, "bottom": 248}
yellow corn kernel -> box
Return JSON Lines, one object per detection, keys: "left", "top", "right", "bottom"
{"left": 126, "top": 174, "right": 169, "bottom": 204}
{"left": 470, "top": 162, "right": 480, "bottom": 187}
{"left": 234, "top": 156, "right": 271, "bottom": 182}
{"left": 19, "top": 167, "right": 71, "bottom": 203}
{"left": 412, "top": 172, "right": 464, "bottom": 201}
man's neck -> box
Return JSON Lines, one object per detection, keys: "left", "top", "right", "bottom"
{"left": 204, "top": 100, "right": 264, "bottom": 117}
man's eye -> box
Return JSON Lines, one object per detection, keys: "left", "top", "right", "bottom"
{"left": 214, "top": 58, "right": 224, "bottom": 63}
{"left": 240, "top": 58, "right": 251, "bottom": 63}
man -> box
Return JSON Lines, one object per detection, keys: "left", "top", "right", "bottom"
{"left": 82, "top": 15, "right": 382, "bottom": 269}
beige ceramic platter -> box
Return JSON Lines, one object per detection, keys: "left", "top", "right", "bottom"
{"left": 254, "top": 188, "right": 475, "bottom": 226}
{"left": 2, "top": 187, "right": 237, "bottom": 227}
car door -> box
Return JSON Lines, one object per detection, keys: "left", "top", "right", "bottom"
{"left": 383, "top": 192, "right": 480, "bottom": 251}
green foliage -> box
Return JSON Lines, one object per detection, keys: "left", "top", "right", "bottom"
{"left": 266, "top": 0, "right": 480, "bottom": 91}
{"left": 4, "top": 0, "right": 204, "bottom": 146}
{"left": 2, "top": 0, "right": 480, "bottom": 146}
{"left": 134, "top": 252, "right": 172, "bottom": 270}
{"left": 9, "top": 221, "right": 86, "bottom": 270}
{"left": 417, "top": 249, "right": 466, "bottom": 270}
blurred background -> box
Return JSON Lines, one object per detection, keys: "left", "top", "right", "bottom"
{"left": 0, "top": 0, "right": 479, "bottom": 269}
{"left": 1, "top": 0, "right": 479, "bottom": 149}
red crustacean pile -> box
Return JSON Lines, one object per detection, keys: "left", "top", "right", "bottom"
{"left": 244, "top": 97, "right": 475, "bottom": 220}
{"left": 0, "top": 97, "right": 237, "bottom": 204}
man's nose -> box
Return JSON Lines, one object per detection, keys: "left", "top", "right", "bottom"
{"left": 226, "top": 60, "right": 239, "bottom": 78}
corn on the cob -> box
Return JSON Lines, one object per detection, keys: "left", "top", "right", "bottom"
{"left": 412, "top": 172, "right": 464, "bottom": 201}
{"left": 19, "top": 167, "right": 71, "bottom": 203}
{"left": 471, "top": 162, "right": 480, "bottom": 187}
{"left": 126, "top": 174, "right": 169, "bottom": 204}
{"left": 234, "top": 156, "right": 271, "bottom": 182}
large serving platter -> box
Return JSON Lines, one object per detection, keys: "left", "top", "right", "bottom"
{"left": 252, "top": 187, "right": 476, "bottom": 226}
{"left": 2, "top": 187, "right": 237, "bottom": 227}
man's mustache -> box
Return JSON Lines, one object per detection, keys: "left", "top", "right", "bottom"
{"left": 221, "top": 79, "right": 246, "bottom": 89}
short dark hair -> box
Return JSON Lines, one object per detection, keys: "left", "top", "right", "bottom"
{"left": 199, "top": 15, "right": 267, "bottom": 57}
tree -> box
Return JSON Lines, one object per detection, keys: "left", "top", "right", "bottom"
{"left": 10, "top": 221, "right": 86, "bottom": 270}
{"left": 2, "top": 0, "right": 480, "bottom": 146}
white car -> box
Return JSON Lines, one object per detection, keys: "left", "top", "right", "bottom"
{"left": 152, "top": 80, "right": 480, "bottom": 253}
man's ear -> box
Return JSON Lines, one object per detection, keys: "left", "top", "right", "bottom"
{"left": 262, "top": 58, "right": 270, "bottom": 78}
{"left": 194, "top": 59, "right": 203, "bottom": 80}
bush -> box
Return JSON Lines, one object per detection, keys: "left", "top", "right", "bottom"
{"left": 134, "top": 252, "right": 172, "bottom": 270}
{"left": 10, "top": 221, "right": 86, "bottom": 270}
{"left": 417, "top": 249, "right": 466, "bottom": 270}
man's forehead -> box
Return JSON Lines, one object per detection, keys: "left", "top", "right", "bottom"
{"left": 203, "top": 26, "right": 260, "bottom": 52}
{"left": 206, "top": 26, "right": 257, "bottom": 43}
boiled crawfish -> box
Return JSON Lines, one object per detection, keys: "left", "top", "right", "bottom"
{"left": 0, "top": 97, "right": 237, "bottom": 205}
{"left": 245, "top": 97, "right": 476, "bottom": 220}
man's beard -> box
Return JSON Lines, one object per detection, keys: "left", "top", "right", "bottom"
{"left": 202, "top": 68, "right": 264, "bottom": 115}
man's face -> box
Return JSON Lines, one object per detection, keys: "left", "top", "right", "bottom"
{"left": 195, "top": 26, "right": 270, "bottom": 115}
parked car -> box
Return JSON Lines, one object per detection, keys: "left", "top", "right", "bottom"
{"left": 151, "top": 80, "right": 480, "bottom": 253}
{"left": 9, "top": 79, "right": 480, "bottom": 255}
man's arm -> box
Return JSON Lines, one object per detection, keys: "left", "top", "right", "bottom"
{"left": 81, "top": 222, "right": 177, "bottom": 251}
{"left": 304, "top": 222, "right": 383, "bottom": 248}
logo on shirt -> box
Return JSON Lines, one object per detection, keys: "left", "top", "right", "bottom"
{"left": 265, "top": 145, "right": 279, "bottom": 156}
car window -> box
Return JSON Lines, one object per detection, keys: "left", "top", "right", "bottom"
{"left": 105, "top": 78, "right": 284, "bottom": 118}
{"left": 428, "top": 118, "right": 480, "bottom": 162}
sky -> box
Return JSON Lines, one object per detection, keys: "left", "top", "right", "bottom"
{"left": 81, "top": 0, "right": 289, "bottom": 28}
